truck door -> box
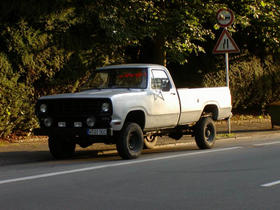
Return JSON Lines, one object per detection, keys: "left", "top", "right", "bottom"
{"left": 148, "top": 69, "right": 180, "bottom": 128}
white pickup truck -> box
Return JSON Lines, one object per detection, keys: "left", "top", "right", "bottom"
{"left": 35, "top": 64, "right": 232, "bottom": 159}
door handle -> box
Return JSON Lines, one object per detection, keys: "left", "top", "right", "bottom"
{"left": 170, "top": 92, "right": 176, "bottom": 95}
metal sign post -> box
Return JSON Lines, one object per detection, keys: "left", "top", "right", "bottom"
{"left": 225, "top": 52, "right": 229, "bottom": 87}
{"left": 225, "top": 51, "right": 231, "bottom": 133}
{"left": 213, "top": 8, "right": 240, "bottom": 134}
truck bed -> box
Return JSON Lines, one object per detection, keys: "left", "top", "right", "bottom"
{"left": 177, "top": 87, "right": 232, "bottom": 125}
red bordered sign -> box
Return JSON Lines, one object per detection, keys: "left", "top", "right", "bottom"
{"left": 216, "top": 8, "right": 234, "bottom": 28}
{"left": 213, "top": 29, "right": 240, "bottom": 54}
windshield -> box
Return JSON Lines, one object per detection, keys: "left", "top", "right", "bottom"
{"left": 82, "top": 68, "right": 148, "bottom": 90}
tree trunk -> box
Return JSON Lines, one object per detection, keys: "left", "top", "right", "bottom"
{"left": 153, "top": 34, "right": 167, "bottom": 66}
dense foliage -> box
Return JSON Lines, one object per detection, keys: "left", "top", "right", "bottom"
{"left": 203, "top": 55, "right": 280, "bottom": 111}
{"left": 0, "top": 0, "right": 279, "bottom": 137}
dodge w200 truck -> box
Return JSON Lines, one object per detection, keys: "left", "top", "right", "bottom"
{"left": 34, "top": 64, "right": 232, "bottom": 159}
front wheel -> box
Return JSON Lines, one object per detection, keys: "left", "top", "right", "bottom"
{"left": 48, "top": 136, "right": 76, "bottom": 159}
{"left": 195, "top": 117, "right": 216, "bottom": 149}
{"left": 116, "top": 123, "right": 144, "bottom": 159}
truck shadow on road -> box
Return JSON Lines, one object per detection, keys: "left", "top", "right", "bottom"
{"left": 0, "top": 144, "right": 198, "bottom": 167}
{"left": 0, "top": 151, "right": 52, "bottom": 167}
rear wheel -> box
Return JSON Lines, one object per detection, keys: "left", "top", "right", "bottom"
{"left": 116, "top": 123, "right": 144, "bottom": 159}
{"left": 48, "top": 136, "right": 76, "bottom": 159}
{"left": 195, "top": 117, "right": 216, "bottom": 149}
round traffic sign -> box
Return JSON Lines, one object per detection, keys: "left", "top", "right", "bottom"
{"left": 216, "top": 8, "right": 234, "bottom": 28}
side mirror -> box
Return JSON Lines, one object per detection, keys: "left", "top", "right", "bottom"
{"left": 162, "top": 81, "right": 171, "bottom": 92}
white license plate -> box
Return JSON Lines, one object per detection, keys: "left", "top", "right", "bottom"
{"left": 87, "top": 129, "right": 107, "bottom": 136}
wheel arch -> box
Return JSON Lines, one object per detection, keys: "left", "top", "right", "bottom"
{"left": 124, "top": 110, "right": 146, "bottom": 130}
{"left": 202, "top": 104, "right": 219, "bottom": 120}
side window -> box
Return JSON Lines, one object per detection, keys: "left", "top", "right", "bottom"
{"left": 151, "top": 70, "right": 171, "bottom": 90}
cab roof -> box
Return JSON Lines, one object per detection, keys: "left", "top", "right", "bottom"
{"left": 97, "top": 63, "right": 165, "bottom": 70}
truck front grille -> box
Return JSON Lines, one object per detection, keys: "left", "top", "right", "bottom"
{"left": 37, "top": 98, "right": 111, "bottom": 116}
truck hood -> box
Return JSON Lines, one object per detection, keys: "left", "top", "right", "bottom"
{"left": 39, "top": 89, "right": 143, "bottom": 100}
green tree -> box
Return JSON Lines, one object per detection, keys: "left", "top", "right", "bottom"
{"left": 92, "top": 0, "right": 217, "bottom": 65}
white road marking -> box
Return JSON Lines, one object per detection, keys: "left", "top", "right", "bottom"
{"left": 253, "top": 141, "right": 280, "bottom": 146}
{"left": 0, "top": 147, "right": 241, "bottom": 185}
{"left": 256, "top": 141, "right": 280, "bottom": 187}
{"left": 261, "top": 180, "right": 280, "bottom": 187}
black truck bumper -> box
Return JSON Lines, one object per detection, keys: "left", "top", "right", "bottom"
{"left": 33, "top": 127, "right": 114, "bottom": 138}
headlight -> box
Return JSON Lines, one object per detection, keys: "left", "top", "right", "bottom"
{"left": 101, "top": 102, "right": 110, "bottom": 112}
{"left": 43, "top": 117, "right": 52, "bottom": 127}
{"left": 40, "top": 104, "right": 47, "bottom": 113}
{"left": 86, "top": 116, "right": 96, "bottom": 127}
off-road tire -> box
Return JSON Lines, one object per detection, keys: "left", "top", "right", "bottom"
{"left": 116, "top": 123, "right": 144, "bottom": 159}
{"left": 48, "top": 136, "right": 76, "bottom": 159}
{"left": 195, "top": 117, "right": 216, "bottom": 149}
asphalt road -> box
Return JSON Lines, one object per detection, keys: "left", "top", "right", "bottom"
{"left": 1, "top": 133, "right": 280, "bottom": 210}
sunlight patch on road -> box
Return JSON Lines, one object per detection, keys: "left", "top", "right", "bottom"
{"left": 253, "top": 141, "right": 280, "bottom": 146}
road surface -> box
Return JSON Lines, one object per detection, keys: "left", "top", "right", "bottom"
{"left": 0, "top": 133, "right": 280, "bottom": 210}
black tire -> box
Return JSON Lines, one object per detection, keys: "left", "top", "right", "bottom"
{"left": 144, "top": 135, "right": 158, "bottom": 149}
{"left": 48, "top": 136, "right": 76, "bottom": 159}
{"left": 195, "top": 117, "right": 216, "bottom": 149}
{"left": 116, "top": 123, "right": 144, "bottom": 159}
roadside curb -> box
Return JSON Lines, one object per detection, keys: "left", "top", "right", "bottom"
{"left": 217, "top": 130, "right": 280, "bottom": 141}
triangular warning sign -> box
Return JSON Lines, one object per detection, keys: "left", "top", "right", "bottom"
{"left": 213, "top": 29, "right": 240, "bottom": 54}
